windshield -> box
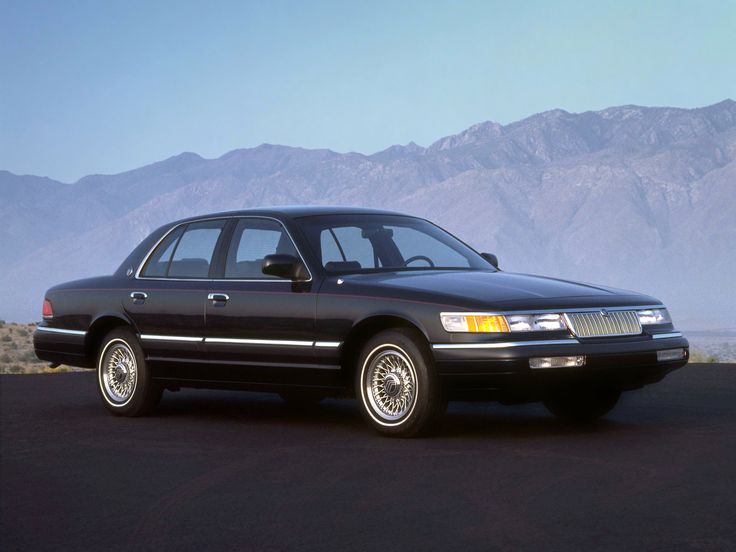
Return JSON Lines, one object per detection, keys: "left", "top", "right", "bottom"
{"left": 298, "top": 214, "right": 494, "bottom": 273}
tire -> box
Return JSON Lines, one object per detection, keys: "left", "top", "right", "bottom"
{"left": 543, "top": 387, "right": 621, "bottom": 423}
{"left": 355, "top": 328, "right": 446, "bottom": 437}
{"left": 96, "top": 328, "right": 162, "bottom": 416}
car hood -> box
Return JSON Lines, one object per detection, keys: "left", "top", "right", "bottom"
{"left": 335, "top": 270, "right": 660, "bottom": 310}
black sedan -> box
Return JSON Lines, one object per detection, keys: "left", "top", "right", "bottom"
{"left": 34, "top": 207, "right": 689, "bottom": 436}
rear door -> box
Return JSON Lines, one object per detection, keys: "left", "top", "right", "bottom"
{"left": 125, "top": 219, "right": 227, "bottom": 377}
{"left": 204, "top": 217, "right": 330, "bottom": 386}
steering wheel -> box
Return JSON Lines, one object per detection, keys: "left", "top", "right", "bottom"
{"left": 403, "top": 255, "right": 435, "bottom": 267}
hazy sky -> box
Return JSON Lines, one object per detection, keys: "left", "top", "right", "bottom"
{"left": 2, "top": 0, "right": 734, "bottom": 182}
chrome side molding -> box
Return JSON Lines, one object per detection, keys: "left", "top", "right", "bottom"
{"left": 314, "top": 341, "right": 342, "bottom": 348}
{"left": 206, "top": 337, "right": 312, "bottom": 347}
{"left": 138, "top": 334, "right": 342, "bottom": 348}
{"left": 140, "top": 334, "right": 204, "bottom": 343}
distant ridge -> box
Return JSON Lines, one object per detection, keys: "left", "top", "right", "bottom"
{"left": 1, "top": 100, "right": 734, "bottom": 327}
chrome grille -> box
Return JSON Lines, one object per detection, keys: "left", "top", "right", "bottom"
{"left": 563, "top": 310, "right": 641, "bottom": 338}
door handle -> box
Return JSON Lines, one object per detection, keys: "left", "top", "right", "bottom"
{"left": 208, "top": 293, "right": 229, "bottom": 304}
{"left": 130, "top": 291, "right": 148, "bottom": 303}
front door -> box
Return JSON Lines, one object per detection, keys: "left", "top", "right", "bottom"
{"left": 204, "top": 217, "right": 329, "bottom": 386}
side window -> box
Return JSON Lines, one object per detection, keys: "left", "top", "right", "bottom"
{"left": 320, "top": 227, "right": 376, "bottom": 269}
{"left": 167, "top": 221, "right": 225, "bottom": 278}
{"left": 225, "top": 218, "right": 298, "bottom": 279}
{"left": 141, "top": 226, "right": 184, "bottom": 277}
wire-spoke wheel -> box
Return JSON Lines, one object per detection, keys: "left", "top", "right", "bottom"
{"left": 101, "top": 340, "right": 138, "bottom": 404}
{"left": 365, "top": 348, "right": 417, "bottom": 422}
{"left": 97, "top": 328, "right": 162, "bottom": 416}
{"left": 357, "top": 328, "right": 446, "bottom": 437}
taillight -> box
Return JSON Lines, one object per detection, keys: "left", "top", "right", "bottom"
{"left": 42, "top": 299, "right": 54, "bottom": 319}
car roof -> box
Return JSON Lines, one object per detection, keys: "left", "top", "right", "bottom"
{"left": 168, "top": 205, "right": 409, "bottom": 226}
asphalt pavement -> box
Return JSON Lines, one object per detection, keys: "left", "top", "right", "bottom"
{"left": 1, "top": 363, "right": 735, "bottom": 551}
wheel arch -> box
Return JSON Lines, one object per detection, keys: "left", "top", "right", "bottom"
{"left": 340, "top": 313, "right": 429, "bottom": 391}
{"left": 85, "top": 313, "right": 139, "bottom": 362}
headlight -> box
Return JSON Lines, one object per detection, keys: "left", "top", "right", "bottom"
{"left": 637, "top": 308, "right": 671, "bottom": 325}
{"left": 506, "top": 313, "right": 566, "bottom": 332}
{"left": 440, "top": 313, "right": 566, "bottom": 333}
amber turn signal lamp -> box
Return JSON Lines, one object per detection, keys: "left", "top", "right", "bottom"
{"left": 440, "top": 313, "right": 511, "bottom": 333}
{"left": 465, "top": 315, "right": 509, "bottom": 333}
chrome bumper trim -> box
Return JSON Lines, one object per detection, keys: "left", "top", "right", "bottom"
{"left": 35, "top": 326, "right": 87, "bottom": 336}
{"left": 651, "top": 332, "right": 683, "bottom": 339}
{"left": 432, "top": 339, "right": 580, "bottom": 350}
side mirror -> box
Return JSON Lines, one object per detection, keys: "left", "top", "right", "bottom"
{"left": 262, "top": 254, "right": 308, "bottom": 280}
{"left": 481, "top": 252, "right": 499, "bottom": 269}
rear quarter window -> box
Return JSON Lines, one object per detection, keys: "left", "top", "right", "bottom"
{"left": 140, "top": 226, "right": 184, "bottom": 277}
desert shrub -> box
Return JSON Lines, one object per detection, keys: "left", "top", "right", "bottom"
{"left": 689, "top": 350, "right": 720, "bottom": 363}
{"left": 17, "top": 328, "right": 30, "bottom": 337}
{"left": 1, "top": 353, "right": 12, "bottom": 363}
{"left": 1, "top": 335, "right": 11, "bottom": 342}
{"left": 22, "top": 351, "right": 39, "bottom": 362}
{"left": 9, "top": 364, "right": 24, "bottom": 374}
{"left": 0, "top": 320, "right": 5, "bottom": 328}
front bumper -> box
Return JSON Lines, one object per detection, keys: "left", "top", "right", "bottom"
{"left": 432, "top": 333, "right": 689, "bottom": 399}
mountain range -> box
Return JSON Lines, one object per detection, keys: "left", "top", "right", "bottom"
{"left": 1, "top": 100, "right": 735, "bottom": 329}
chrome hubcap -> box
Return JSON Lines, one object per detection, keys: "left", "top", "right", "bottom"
{"left": 365, "top": 349, "right": 416, "bottom": 421}
{"left": 383, "top": 373, "right": 402, "bottom": 397}
{"left": 102, "top": 342, "right": 137, "bottom": 403}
